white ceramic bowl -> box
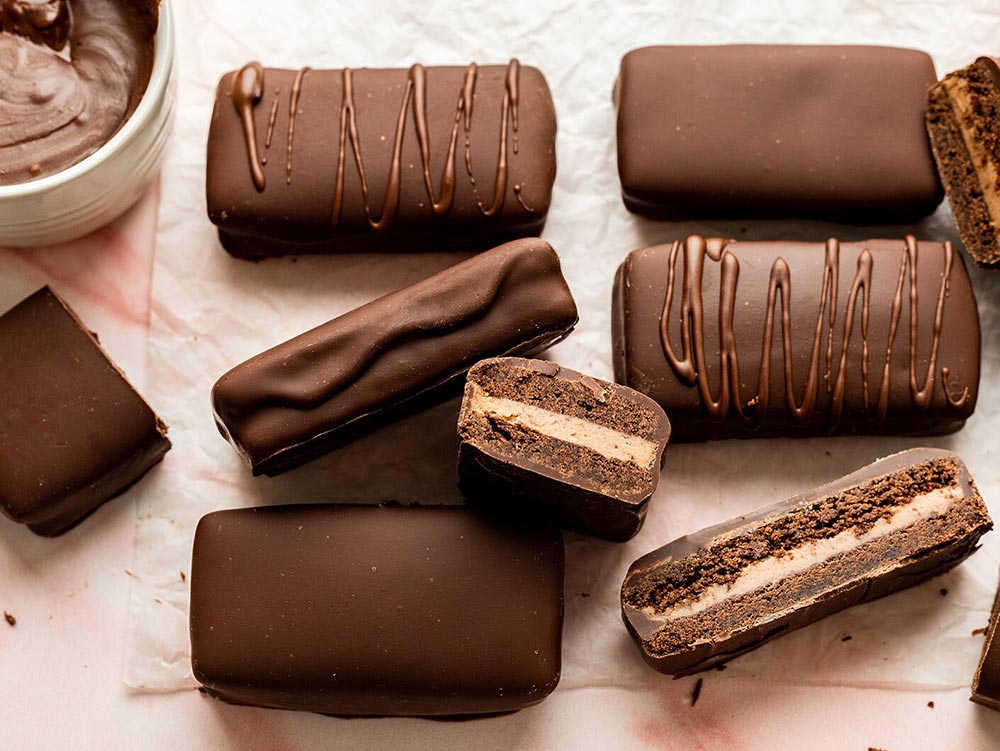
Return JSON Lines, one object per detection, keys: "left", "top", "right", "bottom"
{"left": 0, "top": 0, "right": 176, "bottom": 247}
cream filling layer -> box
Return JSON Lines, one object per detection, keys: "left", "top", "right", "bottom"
{"left": 643, "top": 485, "right": 963, "bottom": 623}
{"left": 467, "top": 384, "right": 659, "bottom": 467}
{"left": 943, "top": 75, "right": 1000, "bottom": 230}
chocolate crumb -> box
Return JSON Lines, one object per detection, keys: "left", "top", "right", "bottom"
{"left": 690, "top": 677, "right": 703, "bottom": 707}
{"left": 841, "top": 635, "right": 853, "bottom": 642}
{"left": 940, "top": 588, "right": 948, "bottom": 596}
{"left": 3, "top": 611, "right": 15, "bottom": 627}
{"left": 124, "top": 569, "right": 134, "bottom": 577}
{"left": 715, "top": 664, "right": 727, "bottom": 672}
{"left": 180, "top": 571, "right": 186, "bottom": 582}
{"left": 868, "top": 747, "right": 887, "bottom": 751}
{"left": 927, "top": 701, "right": 935, "bottom": 709}
{"left": 973, "top": 627, "right": 988, "bottom": 637}
{"left": 580, "top": 592, "right": 591, "bottom": 598}
{"left": 197, "top": 686, "right": 208, "bottom": 694}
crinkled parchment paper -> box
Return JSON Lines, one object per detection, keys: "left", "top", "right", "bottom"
{"left": 126, "top": 0, "right": 1000, "bottom": 747}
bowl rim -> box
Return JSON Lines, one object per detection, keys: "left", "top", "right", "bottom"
{"left": 0, "top": 0, "right": 175, "bottom": 199}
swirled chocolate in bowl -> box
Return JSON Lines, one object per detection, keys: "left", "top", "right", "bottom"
{"left": 0, "top": 0, "right": 158, "bottom": 186}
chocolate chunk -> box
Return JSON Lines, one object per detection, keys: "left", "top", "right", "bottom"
{"left": 190, "top": 504, "right": 564, "bottom": 716}
{"left": 0, "top": 288, "right": 170, "bottom": 536}
{"left": 206, "top": 60, "right": 556, "bottom": 257}
{"left": 457, "top": 357, "right": 670, "bottom": 541}
{"left": 621, "top": 449, "right": 992, "bottom": 676}
{"left": 614, "top": 45, "right": 942, "bottom": 221}
{"left": 212, "top": 239, "right": 578, "bottom": 475}
{"left": 972, "top": 572, "right": 1000, "bottom": 711}
{"left": 927, "top": 56, "right": 1000, "bottom": 267}
{"left": 612, "top": 235, "right": 979, "bottom": 441}
{"left": 0, "top": 0, "right": 159, "bottom": 185}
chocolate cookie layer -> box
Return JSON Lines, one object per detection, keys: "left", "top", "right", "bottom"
{"left": 190, "top": 504, "right": 564, "bottom": 716}
{"left": 458, "top": 357, "right": 670, "bottom": 541}
{"left": 612, "top": 236, "right": 979, "bottom": 441}
{"left": 213, "top": 238, "right": 578, "bottom": 475}
{"left": 0, "top": 288, "right": 170, "bottom": 536}
{"left": 207, "top": 60, "right": 556, "bottom": 257}
{"left": 621, "top": 449, "right": 992, "bottom": 676}
{"left": 927, "top": 56, "right": 1000, "bottom": 267}
{"left": 614, "top": 45, "right": 942, "bottom": 221}
{"left": 0, "top": 0, "right": 158, "bottom": 185}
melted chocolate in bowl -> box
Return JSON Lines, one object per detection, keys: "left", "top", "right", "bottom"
{"left": 0, "top": 0, "right": 158, "bottom": 186}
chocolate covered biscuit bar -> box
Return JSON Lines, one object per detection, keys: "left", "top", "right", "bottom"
{"left": 621, "top": 449, "right": 992, "bottom": 676}
{"left": 190, "top": 504, "right": 564, "bottom": 716}
{"left": 927, "top": 56, "right": 1000, "bottom": 267}
{"left": 973, "top": 581, "right": 1000, "bottom": 711}
{"left": 614, "top": 45, "right": 942, "bottom": 221}
{"left": 207, "top": 60, "right": 556, "bottom": 257}
{"left": 458, "top": 357, "right": 670, "bottom": 541}
{"left": 612, "top": 235, "right": 979, "bottom": 441}
{"left": 0, "top": 288, "right": 170, "bottom": 536}
{"left": 213, "top": 238, "right": 578, "bottom": 475}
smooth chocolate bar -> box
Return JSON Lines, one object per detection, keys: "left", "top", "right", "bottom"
{"left": 458, "top": 357, "right": 670, "bottom": 541}
{"left": 614, "top": 45, "right": 942, "bottom": 221}
{"left": 190, "top": 504, "right": 565, "bottom": 716}
{"left": 621, "top": 448, "right": 992, "bottom": 676}
{"left": 973, "top": 578, "right": 1000, "bottom": 711}
{"left": 927, "top": 56, "right": 1000, "bottom": 267}
{"left": 213, "top": 238, "right": 578, "bottom": 475}
{"left": 207, "top": 60, "right": 556, "bottom": 257}
{"left": 0, "top": 288, "right": 170, "bottom": 536}
{"left": 612, "top": 235, "right": 979, "bottom": 441}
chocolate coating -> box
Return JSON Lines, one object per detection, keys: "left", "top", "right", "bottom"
{"left": 973, "top": 578, "right": 1000, "bottom": 711}
{"left": 458, "top": 357, "right": 671, "bottom": 541}
{"left": 614, "top": 45, "right": 942, "bottom": 221}
{"left": 213, "top": 238, "right": 578, "bottom": 475}
{"left": 190, "top": 504, "right": 564, "bottom": 716}
{"left": 207, "top": 61, "right": 556, "bottom": 257}
{"left": 612, "top": 236, "right": 979, "bottom": 441}
{"left": 622, "top": 448, "right": 992, "bottom": 675}
{"left": 0, "top": 0, "right": 158, "bottom": 185}
{"left": 0, "top": 288, "right": 170, "bottom": 536}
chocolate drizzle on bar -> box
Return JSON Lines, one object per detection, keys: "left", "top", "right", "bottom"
{"left": 658, "top": 235, "right": 967, "bottom": 431}
{"left": 231, "top": 59, "right": 531, "bottom": 228}
{"left": 232, "top": 62, "right": 266, "bottom": 192}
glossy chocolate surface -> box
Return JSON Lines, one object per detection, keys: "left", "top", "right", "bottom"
{"left": 213, "top": 238, "right": 578, "bottom": 475}
{"left": 614, "top": 45, "right": 942, "bottom": 221}
{"left": 0, "top": 287, "right": 170, "bottom": 535}
{"left": 612, "top": 236, "right": 979, "bottom": 441}
{"left": 622, "top": 449, "right": 992, "bottom": 675}
{"left": 207, "top": 61, "right": 556, "bottom": 257}
{"left": 190, "top": 504, "right": 565, "bottom": 716}
{"left": 458, "top": 357, "right": 670, "bottom": 541}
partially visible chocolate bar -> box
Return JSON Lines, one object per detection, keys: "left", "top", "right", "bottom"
{"left": 207, "top": 60, "right": 556, "bottom": 258}
{"left": 0, "top": 288, "right": 170, "bottom": 536}
{"left": 614, "top": 45, "right": 942, "bottom": 221}
{"left": 190, "top": 504, "right": 565, "bottom": 716}
{"left": 927, "top": 56, "right": 1000, "bottom": 267}
{"left": 212, "top": 238, "right": 578, "bottom": 475}
{"left": 458, "top": 357, "right": 670, "bottom": 541}
{"left": 612, "top": 235, "right": 979, "bottom": 441}
{"left": 621, "top": 449, "right": 992, "bottom": 676}
{"left": 972, "top": 577, "right": 1000, "bottom": 711}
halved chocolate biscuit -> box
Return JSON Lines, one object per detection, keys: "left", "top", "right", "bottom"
{"left": 622, "top": 448, "right": 992, "bottom": 675}
{"left": 458, "top": 357, "right": 670, "bottom": 541}
{"left": 927, "top": 56, "right": 1000, "bottom": 267}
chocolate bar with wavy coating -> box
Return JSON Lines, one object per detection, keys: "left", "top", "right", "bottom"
{"left": 213, "top": 238, "right": 578, "bottom": 475}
